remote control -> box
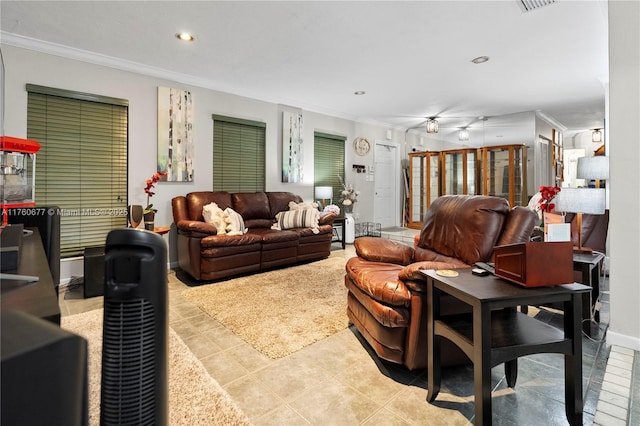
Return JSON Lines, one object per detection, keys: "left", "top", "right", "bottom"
{"left": 472, "top": 268, "right": 490, "bottom": 277}
{"left": 474, "top": 261, "right": 495, "bottom": 275}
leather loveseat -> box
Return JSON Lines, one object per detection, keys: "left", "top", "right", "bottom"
{"left": 172, "top": 191, "right": 336, "bottom": 281}
{"left": 345, "top": 195, "right": 538, "bottom": 370}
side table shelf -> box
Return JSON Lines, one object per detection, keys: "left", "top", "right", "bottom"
{"left": 422, "top": 268, "right": 590, "bottom": 426}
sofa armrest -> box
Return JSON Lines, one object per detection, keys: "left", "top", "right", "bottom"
{"left": 176, "top": 219, "right": 218, "bottom": 237}
{"left": 319, "top": 212, "right": 337, "bottom": 226}
{"left": 354, "top": 237, "right": 414, "bottom": 265}
{"left": 398, "top": 261, "right": 469, "bottom": 292}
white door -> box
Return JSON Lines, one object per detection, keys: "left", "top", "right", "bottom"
{"left": 374, "top": 142, "right": 399, "bottom": 228}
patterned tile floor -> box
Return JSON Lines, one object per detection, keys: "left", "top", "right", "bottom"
{"left": 59, "top": 242, "right": 638, "bottom": 425}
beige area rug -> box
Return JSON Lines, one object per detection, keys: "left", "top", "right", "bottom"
{"left": 182, "top": 255, "right": 351, "bottom": 359}
{"left": 61, "top": 309, "right": 251, "bottom": 426}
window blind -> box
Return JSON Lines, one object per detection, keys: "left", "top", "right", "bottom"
{"left": 26, "top": 85, "right": 128, "bottom": 257}
{"left": 212, "top": 115, "right": 265, "bottom": 192}
{"left": 314, "top": 132, "right": 346, "bottom": 205}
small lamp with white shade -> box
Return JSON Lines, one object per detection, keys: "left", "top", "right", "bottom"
{"left": 556, "top": 156, "right": 609, "bottom": 253}
{"left": 315, "top": 186, "right": 333, "bottom": 209}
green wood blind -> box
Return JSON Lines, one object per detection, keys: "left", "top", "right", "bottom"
{"left": 27, "top": 87, "right": 128, "bottom": 257}
{"left": 314, "top": 132, "right": 346, "bottom": 205}
{"left": 212, "top": 115, "right": 265, "bottom": 192}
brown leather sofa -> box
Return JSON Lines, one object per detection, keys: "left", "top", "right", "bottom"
{"left": 172, "top": 191, "right": 336, "bottom": 281}
{"left": 345, "top": 195, "right": 538, "bottom": 370}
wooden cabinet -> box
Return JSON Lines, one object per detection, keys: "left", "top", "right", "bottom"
{"left": 408, "top": 144, "right": 527, "bottom": 229}
{"left": 479, "top": 144, "right": 528, "bottom": 207}
{"left": 408, "top": 149, "right": 478, "bottom": 229}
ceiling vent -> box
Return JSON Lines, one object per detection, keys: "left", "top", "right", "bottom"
{"left": 517, "top": 0, "right": 556, "bottom": 13}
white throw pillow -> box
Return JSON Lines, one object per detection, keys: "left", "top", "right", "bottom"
{"left": 223, "top": 207, "right": 247, "bottom": 236}
{"left": 202, "top": 202, "right": 227, "bottom": 235}
{"left": 288, "top": 201, "right": 319, "bottom": 210}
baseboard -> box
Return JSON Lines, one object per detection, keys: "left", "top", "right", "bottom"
{"left": 606, "top": 330, "right": 640, "bottom": 352}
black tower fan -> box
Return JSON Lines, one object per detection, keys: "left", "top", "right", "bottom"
{"left": 100, "top": 229, "right": 168, "bottom": 426}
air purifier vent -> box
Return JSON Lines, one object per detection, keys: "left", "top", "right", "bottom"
{"left": 101, "top": 299, "right": 156, "bottom": 425}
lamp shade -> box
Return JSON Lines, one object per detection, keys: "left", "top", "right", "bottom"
{"left": 426, "top": 119, "right": 439, "bottom": 134}
{"left": 576, "top": 156, "right": 609, "bottom": 180}
{"left": 555, "top": 188, "right": 606, "bottom": 215}
{"left": 592, "top": 129, "right": 602, "bottom": 143}
{"left": 315, "top": 186, "right": 333, "bottom": 199}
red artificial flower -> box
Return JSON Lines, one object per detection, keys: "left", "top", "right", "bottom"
{"left": 144, "top": 171, "right": 167, "bottom": 213}
{"left": 537, "top": 185, "right": 561, "bottom": 213}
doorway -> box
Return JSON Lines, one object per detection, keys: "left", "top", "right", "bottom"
{"left": 374, "top": 141, "right": 400, "bottom": 228}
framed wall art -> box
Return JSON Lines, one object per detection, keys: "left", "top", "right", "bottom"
{"left": 282, "top": 111, "right": 303, "bottom": 183}
{"left": 157, "top": 86, "right": 194, "bottom": 182}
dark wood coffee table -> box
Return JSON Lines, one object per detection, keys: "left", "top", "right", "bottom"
{"left": 422, "top": 268, "right": 590, "bottom": 425}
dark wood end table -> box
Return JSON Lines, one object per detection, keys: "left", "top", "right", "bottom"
{"left": 422, "top": 268, "right": 590, "bottom": 425}
{"left": 332, "top": 217, "right": 346, "bottom": 250}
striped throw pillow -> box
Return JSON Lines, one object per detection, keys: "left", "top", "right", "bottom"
{"left": 272, "top": 209, "right": 320, "bottom": 234}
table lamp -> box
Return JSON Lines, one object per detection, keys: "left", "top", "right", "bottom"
{"left": 577, "top": 156, "right": 609, "bottom": 188}
{"left": 315, "top": 186, "right": 333, "bottom": 209}
{"left": 555, "top": 187, "right": 606, "bottom": 253}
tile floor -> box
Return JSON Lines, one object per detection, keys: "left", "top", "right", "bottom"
{"left": 59, "top": 240, "right": 639, "bottom": 425}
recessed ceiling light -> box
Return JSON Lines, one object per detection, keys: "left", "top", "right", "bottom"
{"left": 354, "top": 91, "right": 366, "bottom": 95}
{"left": 176, "top": 32, "right": 195, "bottom": 42}
{"left": 471, "top": 56, "right": 490, "bottom": 64}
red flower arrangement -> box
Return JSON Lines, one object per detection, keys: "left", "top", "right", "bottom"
{"left": 144, "top": 171, "right": 167, "bottom": 214}
{"left": 537, "top": 185, "right": 561, "bottom": 212}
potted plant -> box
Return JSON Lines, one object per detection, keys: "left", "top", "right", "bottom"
{"left": 143, "top": 171, "right": 167, "bottom": 230}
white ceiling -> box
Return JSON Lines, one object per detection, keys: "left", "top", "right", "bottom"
{"left": 1, "top": 1, "right": 608, "bottom": 145}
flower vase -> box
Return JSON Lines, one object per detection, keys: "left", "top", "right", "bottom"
{"left": 144, "top": 211, "right": 155, "bottom": 231}
{"left": 344, "top": 212, "right": 355, "bottom": 244}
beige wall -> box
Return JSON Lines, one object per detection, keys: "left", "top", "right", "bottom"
{"left": 607, "top": 0, "right": 640, "bottom": 350}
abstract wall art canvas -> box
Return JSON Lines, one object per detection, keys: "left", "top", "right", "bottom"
{"left": 157, "top": 87, "right": 194, "bottom": 181}
{"left": 282, "top": 111, "right": 303, "bottom": 183}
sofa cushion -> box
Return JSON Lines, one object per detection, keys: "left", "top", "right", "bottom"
{"left": 267, "top": 192, "right": 303, "bottom": 218}
{"left": 272, "top": 209, "right": 320, "bottom": 234}
{"left": 417, "top": 195, "right": 509, "bottom": 265}
{"left": 223, "top": 207, "right": 247, "bottom": 236}
{"left": 232, "top": 192, "right": 271, "bottom": 221}
{"left": 202, "top": 202, "right": 227, "bottom": 235}
{"left": 186, "top": 192, "right": 233, "bottom": 221}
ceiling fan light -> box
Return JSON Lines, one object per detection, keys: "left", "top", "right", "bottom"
{"left": 458, "top": 128, "right": 470, "bottom": 141}
{"left": 426, "top": 118, "right": 439, "bottom": 134}
{"left": 592, "top": 129, "right": 602, "bottom": 143}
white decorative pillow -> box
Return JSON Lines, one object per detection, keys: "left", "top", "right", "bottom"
{"left": 202, "top": 202, "right": 227, "bottom": 235}
{"left": 223, "top": 207, "right": 247, "bottom": 236}
{"left": 288, "top": 201, "right": 319, "bottom": 210}
{"left": 272, "top": 209, "right": 320, "bottom": 234}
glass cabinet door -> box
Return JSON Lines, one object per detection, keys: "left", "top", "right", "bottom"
{"left": 441, "top": 149, "right": 478, "bottom": 196}
{"left": 480, "top": 144, "right": 528, "bottom": 207}
{"left": 408, "top": 152, "right": 440, "bottom": 229}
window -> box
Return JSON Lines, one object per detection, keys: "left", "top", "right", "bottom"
{"left": 26, "top": 84, "right": 128, "bottom": 257}
{"left": 212, "top": 115, "right": 265, "bottom": 192}
{"left": 314, "top": 132, "right": 346, "bottom": 206}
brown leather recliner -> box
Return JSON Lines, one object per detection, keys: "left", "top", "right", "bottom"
{"left": 345, "top": 195, "right": 538, "bottom": 370}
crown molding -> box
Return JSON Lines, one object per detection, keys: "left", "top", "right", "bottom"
{"left": 1, "top": 32, "right": 376, "bottom": 127}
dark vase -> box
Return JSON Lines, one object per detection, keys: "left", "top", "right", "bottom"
{"left": 143, "top": 211, "right": 155, "bottom": 231}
